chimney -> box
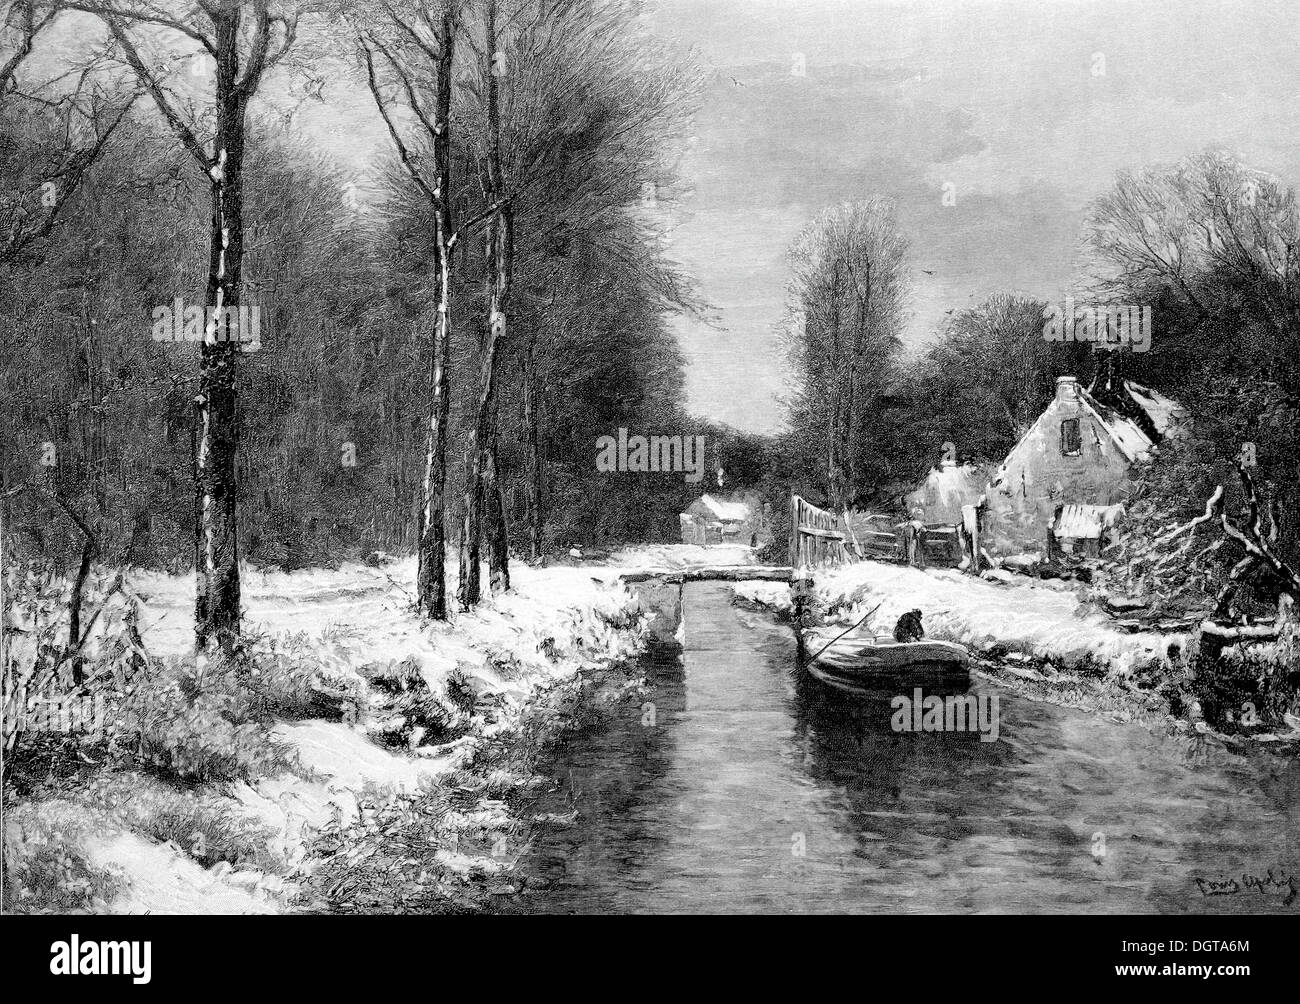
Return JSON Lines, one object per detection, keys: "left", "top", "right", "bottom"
{"left": 1056, "top": 375, "right": 1079, "bottom": 403}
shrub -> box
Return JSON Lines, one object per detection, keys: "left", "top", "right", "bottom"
{"left": 244, "top": 632, "right": 366, "bottom": 722}
{"left": 1192, "top": 620, "right": 1300, "bottom": 734}
{"left": 1, "top": 819, "right": 121, "bottom": 914}
{"left": 444, "top": 667, "right": 480, "bottom": 717}
{"left": 117, "top": 787, "right": 280, "bottom": 871}
{"left": 361, "top": 657, "right": 466, "bottom": 750}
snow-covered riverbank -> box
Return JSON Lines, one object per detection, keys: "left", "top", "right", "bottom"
{"left": 735, "top": 560, "right": 1185, "bottom": 678}
{"left": 733, "top": 560, "right": 1209, "bottom": 734}
{"left": 734, "top": 560, "right": 1300, "bottom": 747}
{"left": 5, "top": 555, "right": 659, "bottom": 914}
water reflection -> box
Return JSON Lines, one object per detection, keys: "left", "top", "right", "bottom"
{"left": 514, "top": 583, "right": 1297, "bottom": 914}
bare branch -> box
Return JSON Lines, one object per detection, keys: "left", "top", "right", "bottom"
{"left": 1, "top": 1, "right": 60, "bottom": 99}
{"left": 1153, "top": 484, "right": 1224, "bottom": 546}
{"left": 101, "top": 13, "right": 210, "bottom": 166}
{"left": 58, "top": 1, "right": 217, "bottom": 55}
{"left": 360, "top": 36, "right": 439, "bottom": 207}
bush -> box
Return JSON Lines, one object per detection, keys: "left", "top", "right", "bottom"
{"left": 1192, "top": 619, "right": 1300, "bottom": 734}
{"left": 444, "top": 666, "right": 480, "bottom": 717}
{"left": 104, "top": 780, "right": 280, "bottom": 871}
{"left": 1, "top": 819, "right": 121, "bottom": 914}
{"left": 361, "top": 657, "right": 466, "bottom": 750}
{"left": 243, "top": 632, "right": 366, "bottom": 722}
{"left": 6, "top": 648, "right": 301, "bottom": 791}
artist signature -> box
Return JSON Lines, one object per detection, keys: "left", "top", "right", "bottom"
{"left": 1194, "top": 867, "right": 1297, "bottom": 906}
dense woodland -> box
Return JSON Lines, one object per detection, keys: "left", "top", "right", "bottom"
{"left": 0, "top": 0, "right": 756, "bottom": 639}
{"left": 3, "top": 2, "right": 1299, "bottom": 649}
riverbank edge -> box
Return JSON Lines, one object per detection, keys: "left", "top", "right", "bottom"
{"left": 2, "top": 567, "right": 654, "bottom": 915}
{"left": 732, "top": 562, "right": 1300, "bottom": 755}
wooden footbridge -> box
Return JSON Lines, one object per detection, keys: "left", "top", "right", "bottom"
{"left": 619, "top": 496, "right": 851, "bottom": 585}
{"left": 615, "top": 496, "right": 843, "bottom": 646}
{"left": 616, "top": 494, "right": 981, "bottom": 647}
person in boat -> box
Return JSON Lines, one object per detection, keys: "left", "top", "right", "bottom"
{"left": 893, "top": 609, "right": 924, "bottom": 642}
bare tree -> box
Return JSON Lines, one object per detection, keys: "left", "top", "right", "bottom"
{"left": 784, "top": 200, "right": 908, "bottom": 509}
{"left": 0, "top": 2, "right": 133, "bottom": 263}
{"left": 72, "top": 0, "right": 302, "bottom": 652}
{"left": 358, "top": 0, "right": 518, "bottom": 619}
{"left": 453, "top": 0, "right": 701, "bottom": 603}
{"left": 0, "top": 0, "right": 54, "bottom": 96}
{"left": 1086, "top": 150, "right": 1300, "bottom": 351}
{"left": 456, "top": 0, "right": 510, "bottom": 606}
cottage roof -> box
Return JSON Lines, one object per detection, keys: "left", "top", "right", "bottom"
{"left": 1076, "top": 392, "right": 1155, "bottom": 464}
{"left": 696, "top": 494, "right": 751, "bottom": 522}
{"left": 1123, "top": 380, "right": 1189, "bottom": 437}
{"left": 917, "top": 460, "right": 983, "bottom": 503}
{"left": 987, "top": 379, "right": 1187, "bottom": 496}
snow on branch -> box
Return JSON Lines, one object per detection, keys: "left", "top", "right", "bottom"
{"left": 1209, "top": 460, "right": 1300, "bottom": 618}
{"left": 1153, "top": 483, "right": 1224, "bottom": 546}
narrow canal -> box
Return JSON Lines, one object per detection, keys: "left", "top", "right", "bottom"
{"left": 514, "top": 582, "right": 1299, "bottom": 913}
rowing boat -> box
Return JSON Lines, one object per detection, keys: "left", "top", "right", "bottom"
{"left": 800, "top": 628, "right": 972, "bottom": 691}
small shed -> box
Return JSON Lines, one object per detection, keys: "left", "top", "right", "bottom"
{"left": 680, "top": 494, "right": 763, "bottom": 546}
{"left": 1050, "top": 502, "right": 1125, "bottom": 558}
{"left": 905, "top": 459, "right": 987, "bottom": 524}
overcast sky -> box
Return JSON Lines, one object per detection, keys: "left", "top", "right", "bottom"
{"left": 37, "top": 0, "right": 1300, "bottom": 435}
{"left": 639, "top": 0, "right": 1300, "bottom": 433}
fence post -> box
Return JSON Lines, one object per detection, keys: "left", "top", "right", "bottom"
{"left": 791, "top": 566, "right": 813, "bottom": 655}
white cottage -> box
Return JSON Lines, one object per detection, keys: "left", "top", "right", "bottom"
{"left": 679, "top": 494, "right": 766, "bottom": 546}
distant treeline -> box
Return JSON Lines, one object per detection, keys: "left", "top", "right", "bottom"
{"left": 763, "top": 154, "right": 1300, "bottom": 592}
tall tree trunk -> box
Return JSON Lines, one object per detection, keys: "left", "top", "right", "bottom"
{"left": 458, "top": 0, "right": 512, "bottom": 607}
{"left": 195, "top": 10, "right": 246, "bottom": 654}
{"left": 842, "top": 368, "right": 856, "bottom": 502}
{"left": 416, "top": 5, "right": 458, "bottom": 620}
{"left": 457, "top": 209, "right": 512, "bottom": 606}
{"left": 457, "top": 433, "right": 484, "bottom": 606}
{"left": 99, "top": 1, "right": 296, "bottom": 650}
{"left": 826, "top": 265, "right": 845, "bottom": 510}
{"left": 522, "top": 331, "right": 543, "bottom": 560}
{"left": 456, "top": 218, "right": 489, "bottom": 609}
{"left": 67, "top": 534, "right": 94, "bottom": 685}
{"left": 484, "top": 200, "right": 512, "bottom": 594}
{"left": 843, "top": 276, "right": 869, "bottom": 503}
{"left": 485, "top": 396, "right": 509, "bottom": 593}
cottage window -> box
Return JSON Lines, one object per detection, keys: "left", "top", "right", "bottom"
{"left": 1060, "top": 418, "right": 1082, "bottom": 457}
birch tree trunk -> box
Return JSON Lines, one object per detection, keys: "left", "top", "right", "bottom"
{"left": 458, "top": 0, "right": 512, "bottom": 607}
{"left": 99, "top": 0, "right": 299, "bottom": 652}
{"left": 522, "top": 329, "right": 543, "bottom": 560}
{"left": 415, "top": 5, "right": 459, "bottom": 621}
{"left": 194, "top": 10, "right": 247, "bottom": 654}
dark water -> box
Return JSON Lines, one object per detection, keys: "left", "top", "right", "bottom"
{"left": 516, "top": 582, "right": 1299, "bottom": 913}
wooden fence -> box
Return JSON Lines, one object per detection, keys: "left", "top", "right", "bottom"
{"left": 790, "top": 495, "right": 981, "bottom": 574}
{"left": 789, "top": 495, "right": 847, "bottom": 569}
